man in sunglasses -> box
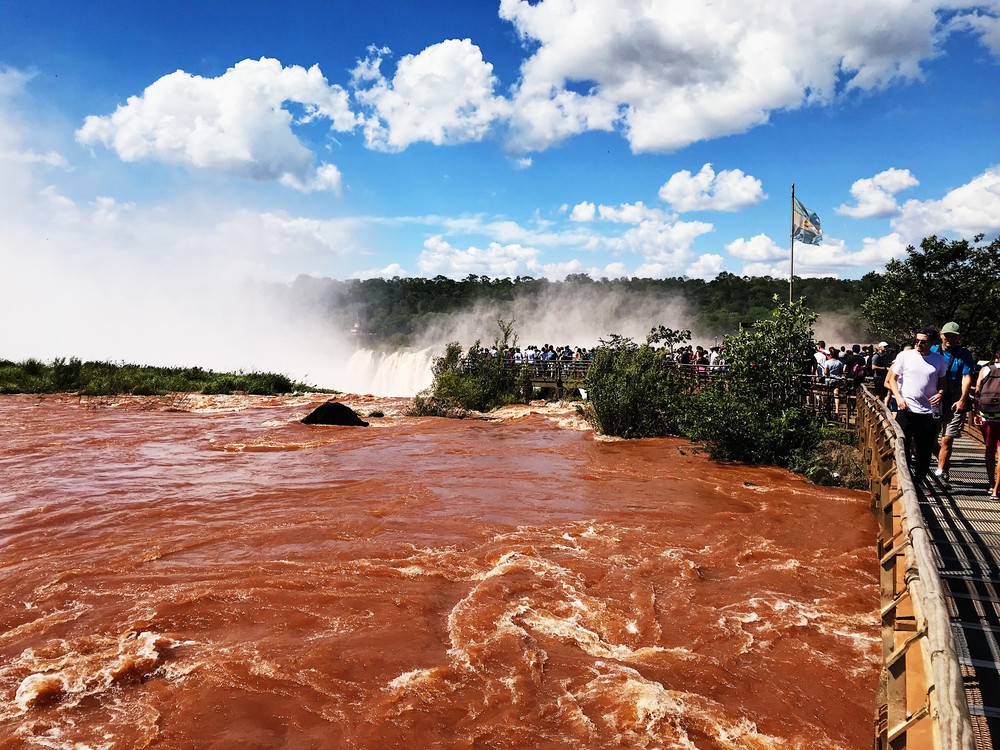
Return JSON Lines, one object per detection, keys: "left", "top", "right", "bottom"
{"left": 886, "top": 328, "right": 948, "bottom": 481}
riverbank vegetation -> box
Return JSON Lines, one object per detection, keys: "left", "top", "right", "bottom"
{"left": 584, "top": 326, "right": 693, "bottom": 439}
{"left": 409, "top": 320, "right": 525, "bottom": 416}
{"left": 0, "top": 358, "right": 328, "bottom": 396}
{"left": 581, "top": 300, "right": 844, "bottom": 471}
{"left": 861, "top": 234, "right": 1000, "bottom": 356}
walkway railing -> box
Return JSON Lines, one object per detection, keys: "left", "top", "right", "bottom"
{"left": 857, "top": 386, "right": 975, "bottom": 749}
{"left": 463, "top": 357, "right": 863, "bottom": 423}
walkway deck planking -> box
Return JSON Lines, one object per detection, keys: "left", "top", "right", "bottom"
{"left": 916, "top": 432, "right": 1000, "bottom": 745}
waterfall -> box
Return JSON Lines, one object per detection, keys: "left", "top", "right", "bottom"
{"left": 336, "top": 347, "right": 437, "bottom": 397}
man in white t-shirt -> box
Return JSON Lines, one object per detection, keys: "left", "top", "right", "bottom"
{"left": 886, "top": 328, "right": 948, "bottom": 481}
{"left": 813, "top": 340, "right": 828, "bottom": 378}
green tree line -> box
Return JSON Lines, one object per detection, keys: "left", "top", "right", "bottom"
{"left": 283, "top": 233, "right": 997, "bottom": 357}
{"left": 282, "top": 271, "right": 878, "bottom": 349}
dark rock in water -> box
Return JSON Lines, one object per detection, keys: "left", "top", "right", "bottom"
{"left": 301, "top": 401, "right": 369, "bottom": 427}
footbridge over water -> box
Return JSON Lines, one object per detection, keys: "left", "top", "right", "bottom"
{"left": 857, "top": 388, "right": 1000, "bottom": 749}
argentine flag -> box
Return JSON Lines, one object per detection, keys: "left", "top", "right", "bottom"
{"left": 792, "top": 197, "right": 823, "bottom": 245}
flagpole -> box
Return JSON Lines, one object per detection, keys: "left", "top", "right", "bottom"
{"left": 789, "top": 183, "right": 795, "bottom": 304}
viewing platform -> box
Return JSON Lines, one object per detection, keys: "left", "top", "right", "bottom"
{"left": 858, "top": 389, "right": 1000, "bottom": 749}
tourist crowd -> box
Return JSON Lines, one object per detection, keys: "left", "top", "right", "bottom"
{"left": 814, "top": 324, "right": 999, "bottom": 500}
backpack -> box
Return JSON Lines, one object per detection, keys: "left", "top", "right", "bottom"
{"left": 849, "top": 357, "right": 866, "bottom": 380}
{"left": 979, "top": 364, "right": 1000, "bottom": 416}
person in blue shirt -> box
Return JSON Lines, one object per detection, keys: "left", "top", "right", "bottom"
{"left": 931, "top": 321, "right": 976, "bottom": 483}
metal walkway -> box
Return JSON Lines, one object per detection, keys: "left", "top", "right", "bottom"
{"left": 918, "top": 432, "right": 1000, "bottom": 747}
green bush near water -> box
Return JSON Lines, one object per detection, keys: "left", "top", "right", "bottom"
{"left": 409, "top": 298, "right": 858, "bottom": 480}
{"left": 679, "top": 299, "right": 828, "bottom": 468}
{"left": 583, "top": 329, "right": 693, "bottom": 439}
{"left": 412, "top": 320, "right": 521, "bottom": 414}
{"left": 0, "top": 357, "right": 326, "bottom": 396}
{"left": 582, "top": 299, "right": 846, "bottom": 473}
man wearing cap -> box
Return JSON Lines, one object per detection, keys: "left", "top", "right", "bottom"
{"left": 931, "top": 321, "right": 976, "bottom": 483}
{"left": 870, "top": 341, "right": 893, "bottom": 400}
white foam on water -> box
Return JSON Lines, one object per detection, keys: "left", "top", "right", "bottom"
{"left": 521, "top": 610, "right": 667, "bottom": 661}
{"left": 574, "top": 668, "right": 787, "bottom": 749}
{"left": 386, "top": 667, "right": 440, "bottom": 692}
{"left": 392, "top": 564, "right": 440, "bottom": 577}
{"left": 9, "top": 630, "right": 181, "bottom": 716}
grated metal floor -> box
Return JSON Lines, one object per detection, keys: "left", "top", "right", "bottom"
{"left": 917, "top": 432, "right": 1000, "bottom": 746}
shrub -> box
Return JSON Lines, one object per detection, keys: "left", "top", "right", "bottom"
{"left": 419, "top": 320, "right": 521, "bottom": 414}
{"left": 680, "top": 299, "right": 823, "bottom": 467}
{"left": 582, "top": 300, "right": 831, "bottom": 471}
{"left": 407, "top": 393, "right": 469, "bottom": 418}
{"left": 584, "top": 329, "right": 692, "bottom": 439}
{"left": 21, "top": 358, "right": 45, "bottom": 377}
{"left": 52, "top": 357, "right": 83, "bottom": 391}
{"left": 0, "top": 358, "right": 317, "bottom": 396}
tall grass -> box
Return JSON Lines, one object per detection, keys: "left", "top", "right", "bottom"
{"left": 0, "top": 357, "right": 324, "bottom": 396}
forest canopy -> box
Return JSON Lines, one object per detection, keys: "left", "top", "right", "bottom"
{"left": 272, "top": 234, "right": 997, "bottom": 357}
{"left": 279, "top": 271, "right": 879, "bottom": 349}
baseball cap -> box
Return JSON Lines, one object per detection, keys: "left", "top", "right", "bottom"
{"left": 941, "top": 321, "right": 961, "bottom": 335}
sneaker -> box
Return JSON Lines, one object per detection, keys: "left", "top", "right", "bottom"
{"left": 934, "top": 468, "right": 950, "bottom": 483}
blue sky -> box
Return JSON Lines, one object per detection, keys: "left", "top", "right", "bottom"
{"left": 2, "top": 1, "right": 1000, "bottom": 378}
{"left": 3, "top": 0, "right": 1000, "bottom": 286}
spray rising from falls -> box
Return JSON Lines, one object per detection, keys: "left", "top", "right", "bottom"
{"left": 324, "top": 285, "right": 699, "bottom": 397}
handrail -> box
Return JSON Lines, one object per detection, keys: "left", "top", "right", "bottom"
{"left": 858, "top": 387, "right": 975, "bottom": 749}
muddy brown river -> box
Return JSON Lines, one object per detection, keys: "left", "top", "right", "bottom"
{"left": 0, "top": 394, "right": 878, "bottom": 749}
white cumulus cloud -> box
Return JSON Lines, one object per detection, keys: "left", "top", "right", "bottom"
{"left": 741, "top": 233, "right": 909, "bottom": 277}
{"left": 418, "top": 234, "right": 542, "bottom": 278}
{"left": 948, "top": 11, "right": 1000, "bottom": 56}
{"left": 352, "top": 262, "right": 408, "bottom": 279}
{"left": 570, "top": 200, "right": 671, "bottom": 223}
{"left": 416, "top": 234, "right": 620, "bottom": 280}
{"left": 570, "top": 201, "right": 597, "bottom": 222}
{"left": 601, "top": 218, "right": 715, "bottom": 276}
{"left": 836, "top": 168, "right": 919, "bottom": 218}
{"left": 658, "top": 163, "right": 766, "bottom": 212}
{"left": 76, "top": 57, "right": 355, "bottom": 191}
{"left": 891, "top": 166, "right": 1000, "bottom": 240}
{"left": 597, "top": 201, "right": 672, "bottom": 223}
{"left": 726, "top": 233, "right": 787, "bottom": 261}
{"left": 499, "top": 0, "right": 1000, "bottom": 152}
{"left": 352, "top": 40, "right": 508, "bottom": 151}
